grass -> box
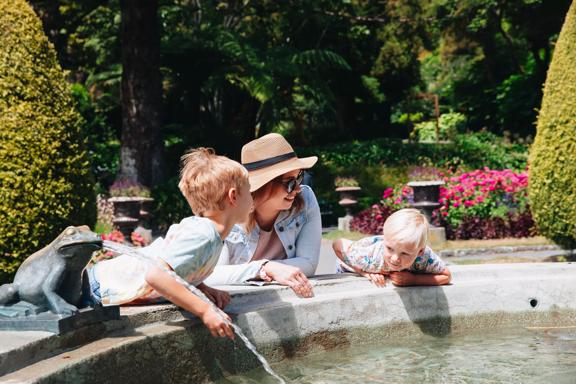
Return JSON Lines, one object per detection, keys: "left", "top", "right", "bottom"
{"left": 323, "top": 230, "right": 553, "bottom": 249}
{"left": 449, "top": 253, "right": 576, "bottom": 265}
{"left": 438, "top": 236, "right": 553, "bottom": 251}
{"left": 322, "top": 230, "right": 366, "bottom": 241}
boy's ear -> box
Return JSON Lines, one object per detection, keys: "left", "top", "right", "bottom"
{"left": 227, "top": 187, "right": 238, "bottom": 206}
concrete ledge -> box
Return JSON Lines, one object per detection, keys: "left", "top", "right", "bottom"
{"left": 439, "top": 244, "right": 573, "bottom": 258}
{"left": 2, "top": 263, "right": 576, "bottom": 383}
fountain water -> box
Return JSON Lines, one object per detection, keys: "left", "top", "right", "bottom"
{"left": 101, "top": 240, "right": 286, "bottom": 384}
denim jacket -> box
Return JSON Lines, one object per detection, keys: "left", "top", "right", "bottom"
{"left": 204, "top": 185, "right": 322, "bottom": 285}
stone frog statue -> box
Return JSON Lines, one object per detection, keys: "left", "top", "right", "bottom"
{"left": 0, "top": 225, "right": 102, "bottom": 316}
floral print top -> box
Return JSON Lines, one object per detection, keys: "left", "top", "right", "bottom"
{"left": 339, "top": 236, "right": 446, "bottom": 274}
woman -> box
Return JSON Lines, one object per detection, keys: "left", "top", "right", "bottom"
{"left": 204, "top": 133, "right": 322, "bottom": 297}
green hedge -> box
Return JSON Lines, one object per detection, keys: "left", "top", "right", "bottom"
{"left": 298, "top": 131, "right": 528, "bottom": 221}
{"left": 0, "top": 0, "right": 96, "bottom": 283}
{"left": 302, "top": 131, "right": 528, "bottom": 171}
{"left": 529, "top": 1, "right": 576, "bottom": 248}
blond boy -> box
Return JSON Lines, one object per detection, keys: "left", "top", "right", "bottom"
{"left": 85, "top": 148, "right": 253, "bottom": 339}
{"left": 332, "top": 208, "right": 451, "bottom": 287}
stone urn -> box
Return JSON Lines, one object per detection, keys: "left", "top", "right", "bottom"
{"left": 407, "top": 181, "right": 443, "bottom": 219}
{"left": 108, "top": 197, "right": 141, "bottom": 240}
{"left": 335, "top": 186, "right": 361, "bottom": 231}
{"left": 407, "top": 180, "right": 445, "bottom": 246}
{"left": 137, "top": 197, "right": 155, "bottom": 222}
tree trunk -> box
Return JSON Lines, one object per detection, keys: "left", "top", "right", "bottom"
{"left": 119, "top": 0, "right": 164, "bottom": 188}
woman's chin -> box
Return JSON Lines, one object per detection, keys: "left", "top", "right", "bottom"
{"left": 282, "top": 198, "right": 295, "bottom": 209}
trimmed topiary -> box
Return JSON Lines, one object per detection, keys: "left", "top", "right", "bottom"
{"left": 529, "top": 1, "right": 576, "bottom": 248}
{"left": 0, "top": 0, "right": 96, "bottom": 283}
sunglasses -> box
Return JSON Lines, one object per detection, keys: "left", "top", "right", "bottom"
{"left": 279, "top": 171, "right": 305, "bottom": 193}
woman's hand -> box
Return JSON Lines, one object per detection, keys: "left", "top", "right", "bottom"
{"left": 201, "top": 306, "right": 235, "bottom": 340}
{"left": 263, "top": 261, "right": 314, "bottom": 298}
{"left": 197, "top": 283, "right": 231, "bottom": 309}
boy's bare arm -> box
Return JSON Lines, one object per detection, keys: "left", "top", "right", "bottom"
{"left": 389, "top": 268, "right": 452, "bottom": 286}
{"left": 145, "top": 266, "right": 234, "bottom": 339}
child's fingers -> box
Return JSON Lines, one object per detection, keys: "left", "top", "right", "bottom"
{"left": 367, "top": 273, "right": 386, "bottom": 287}
{"left": 223, "top": 324, "right": 235, "bottom": 340}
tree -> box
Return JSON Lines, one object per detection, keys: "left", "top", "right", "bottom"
{"left": 529, "top": 0, "right": 576, "bottom": 248}
{"left": 118, "top": 0, "right": 164, "bottom": 188}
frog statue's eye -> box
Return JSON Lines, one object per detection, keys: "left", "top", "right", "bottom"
{"left": 65, "top": 228, "right": 76, "bottom": 236}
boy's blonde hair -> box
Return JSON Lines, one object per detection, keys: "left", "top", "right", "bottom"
{"left": 383, "top": 208, "right": 429, "bottom": 250}
{"left": 178, "top": 148, "right": 249, "bottom": 216}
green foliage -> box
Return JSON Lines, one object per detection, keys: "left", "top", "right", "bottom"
{"left": 109, "top": 178, "right": 151, "bottom": 197}
{"left": 529, "top": 1, "right": 576, "bottom": 248}
{"left": 151, "top": 177, "right": 191, "bottom": 233}
{"left": 424, "top": 0, "right": 571, "bottom": 136}
{"left": 301, "top": 131, "right": 528, "bottom": 213}
{"left": 304, "top": 131, "right": 528, "bottom": 170}
{"left": 412, "top": 112, "right": 467, "bottom": 142}
{"left": 0, "top": 0, "right": 96, "bottom": 283}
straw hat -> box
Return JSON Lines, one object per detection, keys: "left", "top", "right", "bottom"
{"left": 242, "top": 133, "right": 318, "bottom": 192}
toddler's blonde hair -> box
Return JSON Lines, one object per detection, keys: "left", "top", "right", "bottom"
{"left": 178, "top": 148, "right": 249, "bottom": 216}
{"left": 383, "top": 208, "right": 429, "bottom": 251}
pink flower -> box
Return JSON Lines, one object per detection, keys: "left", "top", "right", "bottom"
{"left": 464, "top": 200, "right": 474, "bottom": 207}
{"left": 382, "top": 188, "right": 394, "bottom": 199}
{"left": 453, "top": 202, "right": 460, "bottom": 208}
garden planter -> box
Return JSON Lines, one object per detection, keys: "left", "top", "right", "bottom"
{"left": 335, "top": 186, "right": 361, "bottom": 231}
{"left": 108, "top": 197, "right": 142, "bottom": 240}
{"left": 407, "top": 180, "right": 445, "bottom": 246}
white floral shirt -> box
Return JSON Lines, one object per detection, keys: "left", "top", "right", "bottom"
{"left": 94, "top": 216, "right": 223, "bottom": 305}
{"left": 339, "top": 236, "right": 446, "bottom": 274}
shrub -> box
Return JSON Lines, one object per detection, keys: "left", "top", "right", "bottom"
{"left": 412, "top": 112, "right": 467, "bottom": 142}
{"left": 355, "top": 168, "right": 537, "bottom": 239}
{"left": 301, "top": 131, "right": 528, "bottom": 172}
{"left": 109, "top": 177, "right": 151, "bottom": 197}
{"left": 529, "top": 1, "right": 576, "bottom": 249}
{"left": 151, "top": 177, "right": 191, "bottom": 233}
{"left": 300, "top": 132, "right": 528, "bottom": 214}
{"left": 0, "top": 0, "right": 96, "bottom": 283}
{"left": 350, "top": 204, "right": 394, "bottom": 234}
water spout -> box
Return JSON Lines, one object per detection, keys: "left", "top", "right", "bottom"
{"left": 100, "top": 240, "right": 285, "bottom": 384}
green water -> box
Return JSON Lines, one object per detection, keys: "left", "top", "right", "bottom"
{"left": 217, "top": 327, "right": 576, "bottom": 383}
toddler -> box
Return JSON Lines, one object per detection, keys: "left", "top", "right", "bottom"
{"left": 333, "top": 208, "right": 451, "bottom": 287}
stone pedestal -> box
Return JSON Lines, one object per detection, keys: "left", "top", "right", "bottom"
{"left": 338, "top": 215, "right": 352, "bottom": 232}
{"left": 336, "top": 186, "right": 361, "bottom": 232}
{"left": 429, "top": 226, "right": 446, "bottom": 248}
{"left": 0, "top": 306, "right": 120, "bottom": 334}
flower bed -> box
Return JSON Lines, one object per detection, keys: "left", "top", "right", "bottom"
{"left": 351, "top": 168, "right": 537, "bottom": 240}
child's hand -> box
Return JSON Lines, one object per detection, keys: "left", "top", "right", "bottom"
{"left": 201, "top": 306, "right": 235, "bottom": 340}
{"left": 361, "top": 272, "right": 387, "bottom": 287}
{"left": 198, "top": 283, "right": 231, "bottom": 309}
{"left": 388, "top": 271, "right": 414, "bottom": 286}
